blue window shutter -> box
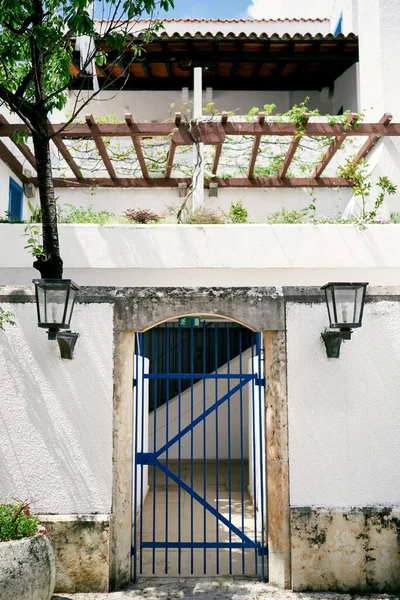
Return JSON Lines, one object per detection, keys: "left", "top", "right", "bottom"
{"left": 334, "top": 13, "right": 343, "bottom": 36}
{"left": 8, "top": 178, "right": 23, "bottom": 222}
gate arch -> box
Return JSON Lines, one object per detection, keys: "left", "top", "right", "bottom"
{"left": 110, "top": 288, "right": 289, "bottom": 590}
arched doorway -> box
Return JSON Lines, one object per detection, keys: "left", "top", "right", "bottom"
{"left": 132, "top": 316, "right": 267, "bottom": 579}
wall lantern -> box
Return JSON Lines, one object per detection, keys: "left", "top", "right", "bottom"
{"left": 321, "top": 282, "right": 368, "bottom": 358}
{"left": 32, "top": 279, "right": 80, "bottom": 359}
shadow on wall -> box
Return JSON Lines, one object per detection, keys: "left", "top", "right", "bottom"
{"left": 0, "top": 302, "right": 114, "bottom": 514}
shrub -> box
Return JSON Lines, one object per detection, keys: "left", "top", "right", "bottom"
{"left": 124, "top": 208, "right": 161, "bottom": 224}
{"left": 228, "top": 200, "right": 248, "bottom": 224}
{"left": 0, "top": 502, "right": 39, "bottom": 542}
{"left": 59, "top": 204, "right": 116, "bottom": 224}
{"left": 186, "top": 208, "right": 226, "bottom": 224}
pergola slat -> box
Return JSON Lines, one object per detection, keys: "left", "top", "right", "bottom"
{"left": 313, "top": 112, "right": 358, "bottom": 178}
{"left": 165, "top": 113, "right": 182, "bottom": 178}
{"left": 0, "top": 115, "right": 36, "bottom": 170}
{"left": 212, "top": 112, "right": 228, "bottom": 175}
{"left": 49, "top": 122, "right": 83, "bottom": 180}
{"left": 85, "top": 114, "right": 117, "bottom": 179}
{"left": 125, "top": 113, "right": 149, "bottom": 179}
{"left": 352, "top": 113, "right": 393, "bottom": 166}
{"left": 247, "top": 112, "right": 265, "bottom": 178}
{"left": 42, "top": 176, "right": 352, "bottom": 189}
{"left": 279, "top": 113, "right": 309, "bottom": 178}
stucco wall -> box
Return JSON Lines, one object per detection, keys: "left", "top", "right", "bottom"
{"left": 286, "top": 300, "right": 400, "bottom": 508}
{"left": 0, "top": 302, "right": 114, "bottom": 514}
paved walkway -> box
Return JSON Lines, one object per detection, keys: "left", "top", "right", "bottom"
{"left": 52, "top": 577, "right": 400, "bottom": 600}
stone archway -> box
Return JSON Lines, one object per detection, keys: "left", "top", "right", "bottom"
{"left": 109, "top": 288, "right": 289, "bottom": 590}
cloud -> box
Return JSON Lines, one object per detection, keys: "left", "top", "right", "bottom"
{"left": 247, "top": 0, "right": 333, "bottom": 19}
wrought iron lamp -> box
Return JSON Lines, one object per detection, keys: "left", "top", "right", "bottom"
{"left": 321, "top": 282, "right": 368, "bottom": 358}
{"left": 32, "top": 279, "right": 80, "bottom": 359}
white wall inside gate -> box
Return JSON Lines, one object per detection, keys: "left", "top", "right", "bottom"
{"left": 148, "top": 349, "right": 252, "bottom": 460}
{"left": 0, "top": 302, "right": 113, "bottom": 514}
{"left": 248, "top": 357, "right": 266, "bottom": 518}
{"left": 287, "top": 300, "right": 400, "bottom": 508}
{"left": 133, "top": 355, "right": 150, "bottom": 512}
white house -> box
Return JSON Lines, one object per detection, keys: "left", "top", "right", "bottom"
{"left": 1, "top": 0, "right": 400, "bottom": 595}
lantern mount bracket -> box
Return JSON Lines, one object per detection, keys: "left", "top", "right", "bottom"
{"left": 56, "top": 331, "right": 79, "bottom": 360}
{"left": 321, "top": 328, "right": 352, "bottom": 359}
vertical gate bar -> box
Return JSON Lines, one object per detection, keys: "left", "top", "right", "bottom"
{"left": 226, "top": 323, "right": 232, "bottom": 574}
{"left": 190, "top": 322, "right": 194, "bottom": 575}
{"left": 202, "top": 320, "right": 207, "bottom": 574}
{"left": 257, "top": 333, "right": 266, "bottom": 582}
{"left": 250, "top": 338, "right": 258, "bottom": 574}
{"left": 133, "top": 335, "right": 139, "bottom": 582}
{"left": 214, "top": 322, "right": 220, "bottom": 574}
{"left": 165, "top": 326, "right": 170, "bottom": 574}
{"left": 239, "top": 328, "right": 245, "bottom": 575}
{"left": 152, "top": 328, "right": 157, "bottom": 574}
{"left": 139, "top": 332, "right": 145, "bottom": 575}
{"left": 178, "top": 324, "right": 182, "bottom": 575}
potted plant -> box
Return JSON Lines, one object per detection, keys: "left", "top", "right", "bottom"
{"left": 0, "top": 502, "right": 55, "bottom": 600}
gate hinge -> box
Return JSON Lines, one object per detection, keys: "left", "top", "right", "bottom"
{"left": 131, "top": 545, "right": 135, "bottom": 556}
{"left": 136, "top": 452, "right": 157, "bottom": 465}
{"left": 132, "top": 377, "right": 136, "bottom": 388}
{"left": 258, "top": 545, "right": 269, "bottom": 556}
{"left": 255, "top": 377, "right": 265, "bottom": 387}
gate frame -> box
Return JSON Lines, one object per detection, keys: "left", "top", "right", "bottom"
{"left": 109, "top": 287, "right": 290, "bottom": 590}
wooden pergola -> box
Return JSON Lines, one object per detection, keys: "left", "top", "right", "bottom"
{"left": 0, "top": 112, "right": 396, "bottom": 189}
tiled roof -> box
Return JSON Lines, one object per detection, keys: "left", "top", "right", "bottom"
{"left": 94, "top": 18, "right": 330, "bottom": 23}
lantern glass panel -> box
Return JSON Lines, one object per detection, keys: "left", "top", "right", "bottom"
{"left": 65, "top": 288, "right": 77, "bottom": 326}
{"left": 333, "top": 285, "right": 358, "bottom": 326}
{"left": 325, "top": 286, "right": 335, "bottom": 325}
{"left": 33, "top": 280, "right": 79, "bottom": 328}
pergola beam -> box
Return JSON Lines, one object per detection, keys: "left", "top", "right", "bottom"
{"left": 85, "top": 114, "right": 117, "bottom": 179}
{"left": 247, "top": 112, "right": 265, "bottom": 178}
{"left": 49, "top": 122, "right": 83, "bottom": 180}
{"left": 165, "top": 113, "right": 182, "bottom": 178}
{"left": 0, "top": 115, "right": 36, "bottom": 170}
{"left": 279, "top": 113, "right": 309, "bottom": 179}
{"left": 352, "top": 113, "right": 393, "bottom": 166}
{"left": 212, "top": 111, "right": 228, "bottom": 175}
{"left": 1, "top": 121, "right": 400, "bottom": 139}
{"left": 41, "top": 176, "right": 352, "bottom": 189}
{"left": 125, "top": 112, "right": 149, "bottom": 179}
{"left": 0, "top": 140, "right": 27, "bottom": 182}
{"left": 313, "top": 112, "right": 358, "bottom": 178}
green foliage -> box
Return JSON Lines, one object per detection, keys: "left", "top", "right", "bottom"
{"left": 22, "top": 225, "right": 44, "bottom": 257}
{"left": 0, "top": 307, "right": 15, "bottom": 330}
{"left": 266, "top": 206, "right": 312, "bottom": 224}
{"left": 0, "top": 1, "right": 174, "bottom": 115}
{"left": 338, "top": 159, "right": 397, "bottom": 227}
{"left": 0, "top": 210, "right": 23, "bottom": 223}
{"left": 228, "top": 200, "right": 248, "bottom": 224}
{"left": 124, "top": 208, "right": 160, "bottom": 224}
{"left": 59, "top": 204, "right": 116, "bottom": 224}
{"left": 0, "top": 502, "right": 39, "bottom": 541}
{"left": 390, "top": 212, "right": 400, "bottom": 223}
{"left": 27, "top": 200, "right": 41, "bottom": 223}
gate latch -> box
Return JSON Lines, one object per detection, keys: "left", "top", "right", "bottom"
{"left": 136, "top": 452, "right": 157, "bottom": 465}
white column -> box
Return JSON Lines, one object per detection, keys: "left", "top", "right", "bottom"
{"left": 192, "top": 67, "right": 204, "bottom": 212}
{"left": 346, "top": 0, "right": 400, "bottom": 217}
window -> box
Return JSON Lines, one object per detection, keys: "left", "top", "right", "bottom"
{"left": 8, "top": 178, "right": 23, "bottom": 222}
{"left": 334, "top": 13, "right": 343, "bottom": 36}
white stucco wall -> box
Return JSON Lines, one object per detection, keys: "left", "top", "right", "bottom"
{"left": 287, "top": 300, "right": 400, "bottom": 507}
{"left": 0, "top": 302, "right": 113, "bottom": 514}
{"left": 1, "top": 223, "right": 400, "bottom": 288}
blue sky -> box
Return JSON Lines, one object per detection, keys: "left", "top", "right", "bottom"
{"left": 95, "top": 0, "right": 333, "bottom": 21}
{"left": 155, "top": 0, "right": 249, "bottom": 20}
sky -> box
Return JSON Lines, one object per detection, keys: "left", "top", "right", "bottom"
{"left": 153, "top": 0, "right": 334, "bottom": 20}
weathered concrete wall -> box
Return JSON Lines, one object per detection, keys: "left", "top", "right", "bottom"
{"left": 39, "top": 515, "right": 110, "bottom": 594}
{"left": 291, "top": 507, "right": 400, "bottom": 592}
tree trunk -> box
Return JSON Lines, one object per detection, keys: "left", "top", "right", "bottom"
{"left": 32, "top": 128, "right": 63, "bottom": 279}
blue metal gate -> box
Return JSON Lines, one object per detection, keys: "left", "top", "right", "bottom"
{"left": 133, "top": 321, "right": 266, "bottom": 579}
